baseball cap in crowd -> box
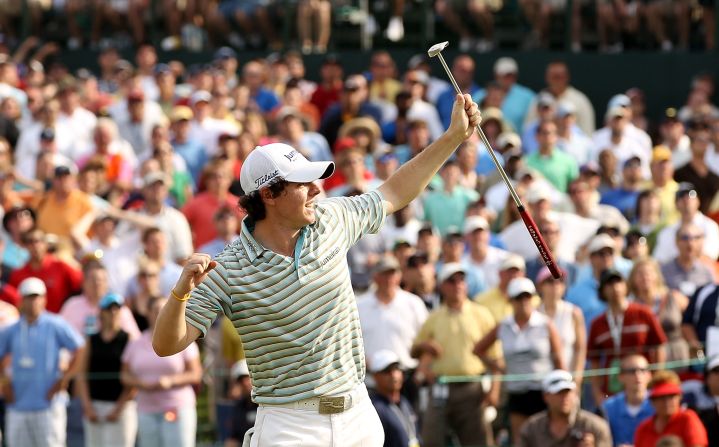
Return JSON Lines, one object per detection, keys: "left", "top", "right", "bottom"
{"left": 598, "top": 214, "right": 628, "bottom": 237}
{"left": 438, "top": 263, "right": 466, "bottom": 284}
{"left": 507, "top": 277, "right": 536, "bottom": 299}
{"left": 464, "top": 216, "right": 489, "bottom": 234}
{"left": 500, "top": 254, "right": 526, "bottom": 272}
{"left": 445, "top": 226, "right": 463, "bottom": 239}
{"left": 99, "top": 292, "right": 124, "bottom": 310}
{"left": 494, "top": 57, "right": 518, "bottom": 76}
{"left": 240, "top": 143, "right": 334, "bottom": 194}
{"left": 526, "top": 186, "right": 552, "bottom": 204}
{"left": 675, "top": 182, "right": 697, "bottom": 200}
{"left": 556, "top": 101, "right": 576, "bottom": 118}
{"left": 542, "top": 370, "right": 576, "bottom": 394}
{"left": 154, "top": 63, "right": 172, "bottom": 76}
{"left": 706, "top": 355, "right": 719, "bottom": 372}
{"left": 599, "top": 268, "right": 624, "bottom": 291}
{"left": 372, "top": 256, "right": 401, "bottom": 275}
{"left": 496, "top": 132, "right": 521, "bottom": 151}
{"left": 231, "top": 360, "right": 250, "bottom": 379}
{"left": 214, "top": 46, "right": 237, "bottom": 60}
{"left": 127, "top": 89, "right": 145, "bottom": 102}
{"left": 607, "top": 94, "right": 631, "bottom": 110}
{"left": 322, "top": 53, "right": 342, "bottom": 66}
{"left": 170, "top": 106, "right": 193, "bottom": 122}
{"left": 19, "top": 277, "right": 46, "bottom": 297}
{"left": 370, "top": 350, "right": 402, "bottom": 374}
{"left": 344, "top": 77, "right": 363, "bottom": 92}
{"left": 606, "top": 106, "right": 627, "bottom": 120}
{"left": 649, "top": 379, "right": 682, "bottom": 399}
{"left": 588, "top": 234, "right": 615, "bottom": 254}
{"left": 579, "top": 161, "right": 601, "bottom": 176}
{"left": 407, "top": 54, "right": 428, "bottom": 70}
{"left": 537, "top": 92, "right": 555, "bottom": 108}
{"left": 190, "top": 90, "right": 212, "bottom": 106}
{"left": 652, "top": 145, "right": 672, "bottom": 163}
{"left": 663, "top": 107, "right": 680, "bottom": 123}
{"left": 406, "top": 252, "right": 429, "bottom": 268}
{"left": 143, "top": 171, "right": 170, "bottom": 187}
{"left": 40, "top": 128, "right": 55, "bottom": 141}
{"left": 536, "top": 266, "right": 567, "bottom": 284}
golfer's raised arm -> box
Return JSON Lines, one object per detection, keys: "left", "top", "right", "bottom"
{"left": 153, "top": 253, "right": 216, "bottom": 356}
{"left": 378, "top": 94, "right": 480, "bottom": 215}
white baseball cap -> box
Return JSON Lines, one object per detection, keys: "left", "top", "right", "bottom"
{"left": 369, "top": 349, "right": 401, "bottom": 373}
{"left": 506, "top": 277, "right": 536, "bottom": 299}
{"left": 464, "top": 216, "right": 489, "bottom": 234}
{"left": 588, "top": 234, "right": 615, "bottom": 254}
{"left": 19, "top": 277, "right": 46, "bottom": 297}
{"left": 438, "top": 263, "right": 467, "bottom": 284}
{"left": 239, "top": 143, "right": 335, "bottom": 194}
{"left": 494, "top": 57, "right": 518, "bottom": 76}
{"left": 542, "top": 369, "right": 576, "bottom": 394}
{"left": 500, "top": 254, "right": 526, "bottom": 271}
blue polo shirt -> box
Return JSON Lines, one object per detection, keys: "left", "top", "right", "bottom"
{"left": 370, "top": 392, "right": 419, "bottom": 447}
{"left": 473, "top": 83, "right": 535, "bottom": 132}
{"left": 602, "top": 392, "right": 654, "bottom": 446}
{"left": 172, "top": 138, "right": 207, "bottom": 184}
{"left": 0, "top": 313, "right": 84, "bottom": 411}
{"left": 683, "top": 283, "right": 719, "bottom": 343}
{"left": 437, "top": 83, "right": 481, "bottom": 130}
{"left": 565, "top": 276, "right": 606, "bottom": 332}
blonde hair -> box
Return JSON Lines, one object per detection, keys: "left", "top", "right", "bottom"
{"left": 628, "top": 258, "right": 667, "bottom": 298}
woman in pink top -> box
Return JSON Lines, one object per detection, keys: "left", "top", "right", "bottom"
{"left": 121, "top": 297, "right": 201, "bottom": 447}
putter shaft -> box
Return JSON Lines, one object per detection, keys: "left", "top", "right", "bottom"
{"left": 435, "top": 53, "right": 523, "bottom": 208}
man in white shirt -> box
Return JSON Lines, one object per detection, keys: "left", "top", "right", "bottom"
{"left": 591, "top": 106, "right": 651, "bottom": 177}
{"left": 462, "top": 215, "right": 510, "bottom": 291}
{"left": 187, "top": 90, "right": 238, "bottom": 157}
{"left": 56, "top": 82, "right": 97, "bottom": 156}
{"left": 357, "top": 255, "right": 428, "bottom": 372}
{"left": 653, "top": 183, "right": 719, "bottom": 263}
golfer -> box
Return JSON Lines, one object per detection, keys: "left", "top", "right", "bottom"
{"left": 152, "top": 94, "right": 480, "bottom": 446}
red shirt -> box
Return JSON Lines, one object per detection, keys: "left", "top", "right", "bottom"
{"left": 9, "top": 256, "right": 83, "bottom": 313}
{"left": 0, "top": 283, "right": 20, "bottom": 307}
{"left": 310, "top": 85, "right": 341, "bottom": 117}
{"left": 634, "top": 409, "right": 708, "bottom": 447}
{"left": 588, "top": 302, "right": 667, "bottom": 392}
{"left": 181, "top": 192, "right": 244, "bottom": 248}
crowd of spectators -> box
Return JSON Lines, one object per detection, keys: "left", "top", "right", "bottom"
{"left": 0, "top": 19, "right": 718, "bottom": 447}
{"left": 0, "top": 0, "right": 717, "bottom": 53}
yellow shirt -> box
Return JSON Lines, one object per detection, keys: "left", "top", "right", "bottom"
{"left": 34, "top": 189, "right": 93, "bottom": 240}
{"left": 654, "top": 180, "right": 680, "bottom": 225}
{"left": 474, "top": 287, "right": 541, "bottom": 325}
{"left": 369, "top": 79, "right": 402, "bottom": 103}
{"left": 221, "top": 316, "right": 245, "bottom": 363}
{"left": 413, "top": 301, "right": 499, "bottom": 376}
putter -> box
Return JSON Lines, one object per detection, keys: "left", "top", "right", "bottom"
{"left": 428, "top": 41, "right": 561, "bottom": 279}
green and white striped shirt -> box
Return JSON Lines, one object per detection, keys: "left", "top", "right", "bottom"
{"left": 185, "top": 191, "right": 386, "bottom": 404}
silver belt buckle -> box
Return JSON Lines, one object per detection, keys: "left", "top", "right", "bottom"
{"left": 318, "top": 396, "right": 346, "bottom": 414}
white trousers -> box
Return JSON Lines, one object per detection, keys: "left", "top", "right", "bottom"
{"left": 245, "top": 385, "right": 384, "bottom": 447}
{"left": 6, "top": 392, "right": 68, "bottom": 447}
{"left": 83, "top": 400, "right": 138, "bottom": 447}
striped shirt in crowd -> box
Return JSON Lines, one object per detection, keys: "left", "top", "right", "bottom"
{"left": 185, "top": 191, "right": 386, "bottom": 404}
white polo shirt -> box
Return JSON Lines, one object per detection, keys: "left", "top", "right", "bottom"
{"left": 356, "top": 288, "right": 428, "bottom": 370}
{"left": 186, "top": 191, "right": 386, "bottom": 404}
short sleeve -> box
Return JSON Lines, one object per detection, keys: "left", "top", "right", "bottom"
{"left": 55, "top": 318, "right": 84, "bottom": 351}
{"left": 318, "top": 190, "right": 386, "bottom": 247}
{"left": 412, "top": 314, "right": 436, "bottom": 349}
{"left": 185, "top": 261, "right": 232, "bottom": 337}
{"left": 181, "top": 341, "right": 200, "bottom": 362}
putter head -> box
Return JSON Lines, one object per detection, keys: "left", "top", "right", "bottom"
{"left": 427, "top": 41, "right": 449, "bottom": 58}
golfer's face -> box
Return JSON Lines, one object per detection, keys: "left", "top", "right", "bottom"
{"left": 278, "top": 182, "right": 321, "bottom": 227}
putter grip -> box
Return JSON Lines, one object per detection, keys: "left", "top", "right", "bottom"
{"left": 518, "top": 206, "right": 562, "bottom": 279}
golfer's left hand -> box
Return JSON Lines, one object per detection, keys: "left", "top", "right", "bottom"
{"left": 448, "top": 94, "right": 481, "bottom": 139}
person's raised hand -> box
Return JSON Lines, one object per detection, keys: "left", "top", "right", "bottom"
{"left": 174, "top": 253, "right": 217, "bottom": 296}
{"left": 448, "top": 94, "right": 481, "bottom": 140}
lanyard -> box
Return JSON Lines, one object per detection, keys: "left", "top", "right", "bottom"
{"left": 606, "top": 311, "right": 624, "bottom": 355}
{"left": 388, "top": 402, "right": 418, "bottom": 447}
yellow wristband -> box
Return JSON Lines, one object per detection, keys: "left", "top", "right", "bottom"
{"left": 171, "top": 289, "right": 191, "bottom": 302}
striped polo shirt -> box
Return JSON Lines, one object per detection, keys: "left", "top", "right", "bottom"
{"left": 185, "top": 191, "right": 386, "bottom": 404}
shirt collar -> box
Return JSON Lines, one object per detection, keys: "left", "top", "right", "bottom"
{"left": 239, "top": 218, "right": 264, "bottom": 262}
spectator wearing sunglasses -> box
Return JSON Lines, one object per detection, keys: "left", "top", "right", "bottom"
{"left": 601, "top": 354, "right": 655, "bottom": 446}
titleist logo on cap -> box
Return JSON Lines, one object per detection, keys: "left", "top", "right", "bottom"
{"left": 254, "top": 170, "right": 279, "bottom": 187}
